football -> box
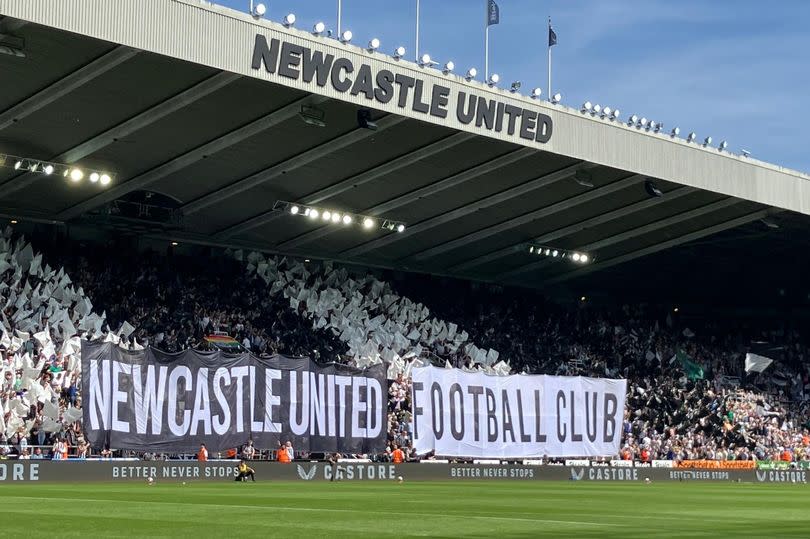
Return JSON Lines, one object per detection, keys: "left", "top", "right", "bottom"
{"left": 397, "top": 476, "right": 404, "bottom": 484}
{"left": 147, "top": 477, "right": 155, "bottom": 485}
{"left": 644, "top": 478, "right": 651, "bottom": 484}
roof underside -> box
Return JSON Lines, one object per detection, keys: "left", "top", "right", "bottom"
{"left": 0, "top": 17, "right": 805, "bottom": 305}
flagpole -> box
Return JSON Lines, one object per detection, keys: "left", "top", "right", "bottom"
{"left": 337, "top": 0, "right": 342, "bottom": 36}
{"left": 415, "top": 0, "right": 420, "bottom": 61}
{"left": 547, "top": 17, "right": 552, "bottom": 101}
{"left": 484, "top": 1, "right": 489, "bottom": 79}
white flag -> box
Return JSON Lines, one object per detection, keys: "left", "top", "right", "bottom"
{"left": 745, "top": 353, "right": 773, "bottom": 373}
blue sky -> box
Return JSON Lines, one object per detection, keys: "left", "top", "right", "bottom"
{"left": 215, "top": 0, "right": 810, "bottom": 173}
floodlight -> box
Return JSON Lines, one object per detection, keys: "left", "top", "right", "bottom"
{"left": 309, "top": 209, "right": 319, "bottom": 219}
{"left": 581, "top": 101, "right": 592, "bottom": 113}
{"left": 602, "top": 106, "right": 611, "bottom": 118}
{"left": 99, "top": 174, "right": 111, "bottom": 186}
{"left": 331, "top": 212, "right": 341, "bottom": 223}
{"left": 465, "top": 67, "right": 477, "bottom": 81}
{"left": 552, "top": 250, "right": 559, "bottom": 257}
{"left": 290, "top": 205, "right": 300, "bottom": 215}
{"left": 442, "top": 61, "right": 455, "bottom": 75}
{"left": 639, "top": 117, "right": 648, "bottom": 128}
{"left": 741, "top": 149, "right": 751, "bottom": 157}
{"left": 396, "top": 224, "right": 405, "bottom": 233}
{"left": 487, "top": 73, "right": 500, "bottom": 87}
{"left": 580, "top": 255, "right": 589, "bottom": 263}
{"left": 530, "top": 88, "right": 542, "bottom": 99}
{"left": 13, "top": 160, "right": 21, "bottom": 170}
{"left": 687, "top": 132, "right": 697, "bottom": 142}
{"left": 323, "top": 210, "right": 332, "bottom": 221}
{"left": 283, "top": 13, "right": 296, "bottom": 27}
{"left": 572, "top": 253, "right": 581, "bottom": 262}
{"left": 719, "top": 140, "right": 728, "bottom": 151}
{"left": 529, "top": 246, "right": 535, "bottom": 254}
{"left": 367, "top": 38, "right": 380, "bottom": 52}
{"left": 654, "top": 122, "right": 663, "bottom": 133}
{"left": 252, "top": 3, "right": 266, "bottom": 17}
{"left": 393, "top": 46, "right": 406, "bottom": 59}
{"left": 703, "top": 136, "right": 712, "bottom": 146}
{"left": 69, "top": 168, "right": 83, "bottom": 182}
{"left": 510, "top": 81, "right": 521, "bottom": 93}
{"left": 611, "top": 109, "right": 621, "bottom": 120}
{"left": 592, "top": 104, "right": 601, "bottom": 115}
{"left": 362, "top": 217, "right": 375, "bottom": 229}
{"left": 89, "top": 172, "right": 99, "bottom": 183}
{"left": 419, "top": 53, "right": 433, "bottom": 67}
{"left": 312, "top": 22, "right": 326, "bottom": 35}
{"left": 44, "top": 164, "right": 54, "bottom": 175}
{"left": 628, "top": 115, "right": 638, "bottom": 126}
{"left": 671, "top": 127, "right": 680, "bottom": 137}
{"left": 647, "top": 121, "right": 656, "bottom": 131}
{"left": 342, "top": 214, "right": 352, "bottom": 225}
{"left": 339, "top": 30, "right": 353, "bottom": 44}
{"left": 551, "top": 93, "right": 562, "bottom": 103}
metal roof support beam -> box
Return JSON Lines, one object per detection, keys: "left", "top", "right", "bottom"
{"left": 406, "top": 173, "right": 642, "bottom": 263}
{"left": 538, "top": 208, "right": 776, "bottom": 286}
{"left": 499, "top": 197, "right": 743, "bottom": 281}
{"left": 449, "top": 186, "right": 696, "bottom": 274}
{"left": 0, "top": 71, "right": 239, "bottom": 198}
{"left": 214, "top": 131, "right": 476, "bottom": 238}
{"left": 0, "top": 46, "right": 139, "bottom": 133}
{"left": 184, "top": 114, "right": 409, "bottom": 216}
{"left": 272, "top": 146, "right": 535, "bottom": 250}
{"left": 56, "top": 95, "right": 323, "bottom": 221}
{"left": 341, "top": 161, "right": 588, "bottom": 258}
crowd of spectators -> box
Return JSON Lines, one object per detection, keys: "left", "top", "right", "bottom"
{"left": 2, "top": 235, "right": 810, "bottom": 465}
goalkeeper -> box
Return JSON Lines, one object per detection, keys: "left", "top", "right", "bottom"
{"left": 235, "top": 460, "right": 256, "bottom": 482}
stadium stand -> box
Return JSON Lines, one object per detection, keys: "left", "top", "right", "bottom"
{"left": 1, "top": 231, "right": 808, "bottom": 465}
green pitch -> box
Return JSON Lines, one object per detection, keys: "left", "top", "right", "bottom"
{"left": 0, "top": 480, "right": 807, "bottom": 537}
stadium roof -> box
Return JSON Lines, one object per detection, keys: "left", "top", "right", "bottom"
{"left": 0, "top": 0, "right": 808, "bottom": 300}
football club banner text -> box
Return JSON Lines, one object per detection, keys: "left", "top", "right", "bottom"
{"left": 411, "top": 367, "right": 626, "bottom": 457}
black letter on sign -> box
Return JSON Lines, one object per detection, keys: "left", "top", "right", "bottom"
{"left": 535, "top": 113, "right": 553, "bottom": 144}
{"left": 394, "top": 74, "right": 416, "bottom": 108}
{"left": 412, "top": 80, "right": 431, "bottom": 113}
{"left": 301, "top": 48, "right": 335, "bottom": 86}
{"left": 449, "top": 383, "right": 464, "bottom": 441}
{"left": 476, "top": 97, "right": 495, "bottom": 129}
{"left": 556, "top": 390, "right": 566, "bottom": 442}
{"left": 503, "top": 104, "right": 522, "bottom": 136}
{"left": 351, "top": 64, "right": 375, "bottom": 100}
{"left": 277, "top": 42, "right": 303, "bottom": 80}
{"left": 569, "top": 390, "right": 583, "bottom": 442}
{"left": 331, "top": 58, "right": 354, "bottom": 93}
{"left": 501, "top": 390, "right": 516, "bottom": 443}
{"left": 485, "top": 388, "right": 498, "bottom": 442}
{"left": 467, "top": 385, "right": 483, "bottom": 442}
{"left": 519, "top": 109, "right": 537, "bottom": 141}
{"left": 430, "top": 85, "right": 450, "bottom": 119}
{"left": 374, "top": 70, "right": 395, "bottom": 104}
{"left": 534, "top": 390, "right": 547, "bottom": 442}
{"left": 457, "top": 92, "right": 476, "bottom": 124}
{"left": 412, "top": 381, "right": 424, "bottom": 440}
{"left": 430, "top": 382, "right": 444, "bottom": 440}
{"left": 603, "top": 393, "right": 618, "bottom": 443}
{"left": 586, "top": 391, "right": 598, "bottom": 442}
{"left": 494, "top": 102, "right": 506, "bottom": 132}
{"left": 251, "top": 35, "right": 280, "bottom": 73}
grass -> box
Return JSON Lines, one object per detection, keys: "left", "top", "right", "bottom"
{"left": 1, "top": 480, "right": 808, "bottom": 538}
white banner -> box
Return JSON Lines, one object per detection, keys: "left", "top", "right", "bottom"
{"left": 411, "top": 366, "right": 626, "bottom": 458}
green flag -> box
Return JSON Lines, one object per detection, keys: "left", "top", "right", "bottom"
{"left": 674, "top": 349, "right": 704, "bottom": 381}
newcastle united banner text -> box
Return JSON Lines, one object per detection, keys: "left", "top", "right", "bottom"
{"left": 412, "top": 367, "right": 626, "bottom": 457}
{"left": 81, "top": 343, "right": 387, "bottom": 453}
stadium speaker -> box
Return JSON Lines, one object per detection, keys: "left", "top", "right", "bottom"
{"left": 644, "top": 179, "right": 663, "bottom": 198}
{"left": 357, "top": 109, "right": 378, "bottom": 131}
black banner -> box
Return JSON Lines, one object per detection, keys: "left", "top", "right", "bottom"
{"left": 81, "top": 342, "right": 387, "bottom": 453}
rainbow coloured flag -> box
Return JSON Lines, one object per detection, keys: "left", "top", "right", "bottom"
{"left": 204, "top": 334, "right": 242, "bottom": 351}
